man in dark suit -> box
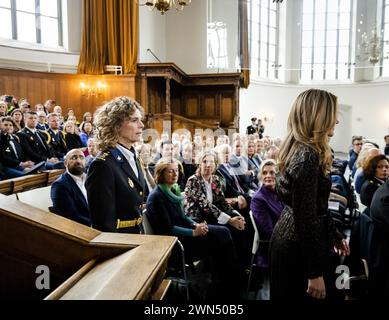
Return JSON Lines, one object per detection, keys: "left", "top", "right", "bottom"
{"left": 368, "top": 180, "right": 389, "bottom": 298}
{"left": 0, "top": 117, "right": 45, "bottom": 177}
{"left": 36, "top": 111, "right": 49, "bottom": 131}
{"left": 86, "top": 97, "right": 146, "bottom": 234}
{"left": 17, "top": 112, "right": 64, "bottom": 169}
{"left": 50, "top": 149, "right": 91, "bottom": 226}
{"left": 46, "top": 113, "right": 67, "bottom": 160}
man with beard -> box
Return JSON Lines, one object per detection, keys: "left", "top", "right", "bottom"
{"left": 50, "top": 149, "right": 91, "bottom": 226}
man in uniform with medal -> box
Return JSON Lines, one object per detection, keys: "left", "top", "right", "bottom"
{"left": 86, "top": 97, "right": 146, "bottom": 234}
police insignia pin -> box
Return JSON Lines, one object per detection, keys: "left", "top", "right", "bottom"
{"left": 128, "top": 178, "right": 134, "bottom": 188}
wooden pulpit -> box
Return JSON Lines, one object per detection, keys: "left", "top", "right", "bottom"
{"left": 0, "top": 196, "right": 176, "bottom": 300}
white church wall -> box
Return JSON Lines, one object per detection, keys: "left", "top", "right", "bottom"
{"left": 240, "top": 81, "right": 389, "bottom": 153}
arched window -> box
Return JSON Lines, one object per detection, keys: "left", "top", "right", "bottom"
{"left": 0, "top": 0, "right": 63, "bottom": 47}
{"left": 248, "top": 0, "right": 280, "bottom": 80}
{"left": 300, "top": 0, "right": 354, "bottom": 81}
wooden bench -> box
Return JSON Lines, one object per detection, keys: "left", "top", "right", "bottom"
{"left": 44, "top": 169, "right": 65, "bottom": 186}
{"left": 0, "top": 180, "right": 13, "bottom": 195}
{"left": 11, "top": 173, "right": 48, "bottom": 193}
{"left": 0, "top": 170, "right": 65, "bottom": 196}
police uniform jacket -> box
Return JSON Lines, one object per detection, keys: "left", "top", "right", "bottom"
{"left": 17, "top": 128, "right": 53, "bottom": 163}
{"left": 360, "top": 177, "right": 385, "bottom": 208}
{"left": 46, "top": 129, "right": 67, "bottom": 159}
{"left": 0, "top": 133, "right": 27, "bottom": 168}
{"left": 246, "top": 125, "right": 257, "bottom": 135}
{"left": 86, "top": 147, "right": 146, "bottom": 234}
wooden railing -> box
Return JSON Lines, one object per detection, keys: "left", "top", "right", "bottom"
{"left": 0, "top": 170, "right": 64, "bottom": 195}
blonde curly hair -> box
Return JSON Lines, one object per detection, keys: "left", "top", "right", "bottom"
{"left": 94, "top": 96, "right": 144, "bottom": 151}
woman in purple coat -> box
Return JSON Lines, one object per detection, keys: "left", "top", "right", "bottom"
{"left": 250, "top": 159, "right": 284, "bottom": 268}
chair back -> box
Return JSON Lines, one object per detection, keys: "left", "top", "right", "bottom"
{"left": 249, "top": 211, "right": 260, "bottom": 255}
{"left": 142, "top": 209, "right": 154, "bottom": 235}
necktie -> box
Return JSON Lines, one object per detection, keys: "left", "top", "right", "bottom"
{"left": 8, "top": 136, "right": 19, "bottom": 160}
{"left": 35, "top": 131, "right": 47, "bottom": 150}
{"left": 129, "top": 147, "right": 139, "bottom": 179}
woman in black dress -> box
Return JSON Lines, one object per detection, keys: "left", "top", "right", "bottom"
{"left": 270, "top": 89, "right": 350, "bottom": 300}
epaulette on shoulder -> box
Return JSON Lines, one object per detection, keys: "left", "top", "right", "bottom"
{"left": 96, "top": 152, "right": 110, "bottom": 162}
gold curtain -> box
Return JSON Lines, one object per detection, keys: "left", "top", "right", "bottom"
{"left": 78, "top": 0, "right": 139, "bottom": 75}
{"left": 239, "top": 0, "right": 250, "bottom": 89}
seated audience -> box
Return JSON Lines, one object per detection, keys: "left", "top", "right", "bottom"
{"left": 36, "top": 111, "right": 48, "bottom": 130}
{"left": 50, "top": 149, "right": 91, "bottom": 226}
{"left": 85, "top": 138, "right": 98, "bottom": 171}
{"left": 230, "top": 139, "right": 258, "bottom": 194}
{"left": 44, "top": 99, "right": 56, "bottom": 113}
{"left": 146, "top": 159, "right": 242, "bottom": 297}
{"left": 360, "top": 155, "right": 389, "bottom": 210}
{"left": 255, "top": 138, "right": 266, "bottom": 159}
{"left": 354, "top": 146, "right": 380, "bottom": 193}
{"left": 10, "top": 109, "right": 24, "bottom": 132}
{"left": 53, "top": 105, "right": 62, "bottom": 116}
{"left": 45, "top": 113, "right": 67, "bottom": 160}
{"left": 369, "top": 178, "right": 389, "bottom": 299}
{"left": 17, "top": 112, "right": 64, "bottom": 170}
{"left": 250, "top": 159, "right": 284, "bottom": 268}
{"left": 34, "top": 104, "right": 46, "bottom": 115}
{"left": 0, "top": 117, "right": 44, "bottom": 178}
{"left": 247, "top": 140, "right": 262, "bottom": 184}
{"left": 79, "top": 121, "right": 94, "bottom": 147}
{"left": 0, "top": 102, "right": 7, "bottom": 116}
{"left": 83, "top": 112, "right": 93, "bottom": 123}
{"left": 349, "top": 136, "right": 363, "bottom": 171}
{"left": 19, "top": 99, "right": 31, "bottom": 114}
{"left": 265, "top": 146, "right": 280, "bottom": 161}
{"left": 136, "top": 143, "right": 156, "bottom": 194}
{"left": 64, "top": 121, "right": 83, "bottom": 151}
{"left": 215, "top": 144, "right": 250, "bottom": 211}
{"left": 185, "top": 151, "right": 246, "bottom": 231}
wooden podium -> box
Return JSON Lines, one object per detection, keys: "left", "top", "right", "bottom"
{"left": 137, "top": 63, "right": 241, "bottom": 135}
{"left": 0, "top": 196, "right": 176, "bottom": 300}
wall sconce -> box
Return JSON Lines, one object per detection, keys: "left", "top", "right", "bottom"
{"left": 262, "top": 113, "right": 275, "bottom": 124}
{"left": 80, "top": 81, "right": 107, "bottom": 98}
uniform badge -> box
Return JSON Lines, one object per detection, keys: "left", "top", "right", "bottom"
{"left": 117, "top": 156, "right": 122, "bottom": 161}
{"left": 128, "top": 178, "right": 134, "bottom": 188}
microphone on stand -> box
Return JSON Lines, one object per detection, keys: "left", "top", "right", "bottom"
{"left": 147, "top": 49, "right": 162, "bottom": 63}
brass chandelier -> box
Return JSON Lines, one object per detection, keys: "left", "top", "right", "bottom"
{"left": 143, "top": 0, "right": 191, "bottom": 15}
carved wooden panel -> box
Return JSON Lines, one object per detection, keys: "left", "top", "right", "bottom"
{"left": 137, "top": 63, "right": 241, "bottom": 131}
{"left": 204, "top": 96, "right": 216, "bottom": 117}
{"left": 221, "top": 96, "right": 233, "bottom": 127}
{"left": 171, "top": 97, "right": 181, "bottom": 114}
{"left": 186, "top": 97, "right": 198, "bottom": 118}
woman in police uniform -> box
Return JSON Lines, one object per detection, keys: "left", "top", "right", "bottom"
{"left": 86, "top": 97, "right": 146, "bottom": 234}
